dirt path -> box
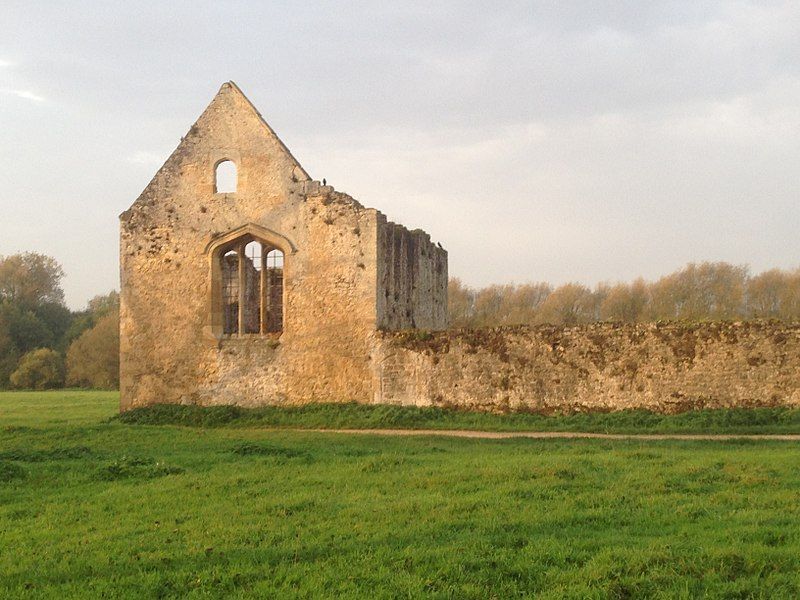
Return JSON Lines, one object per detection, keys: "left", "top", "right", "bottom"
{"left": 299, "top": 428, "right": 800, "bottom": 441}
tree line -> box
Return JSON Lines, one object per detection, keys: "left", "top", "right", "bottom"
{"left": 449, "top": 262, "right": 800, "bottom": 328}
{"left": 0, "top": 252, "right": 119, "bottom": 390}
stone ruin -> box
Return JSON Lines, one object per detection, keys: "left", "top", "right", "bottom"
{"left": 120, "top": 81, "right": 448, "bottom": 410}
{"left": 121, "top": 82, "right": 800, "bottom": 414}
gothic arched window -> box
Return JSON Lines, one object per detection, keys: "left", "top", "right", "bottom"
{"left": 216, "top": 235, "right": 284, "bottom": 335}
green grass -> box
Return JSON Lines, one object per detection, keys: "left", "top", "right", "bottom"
{"left": 3, "top": 391, "right": 800, "bottom": 597}
{"left": 117, "top": 398, "right": 800, "bottom": 435}
{"left": 0, "top": 390, "right": 119, "bottom": 426}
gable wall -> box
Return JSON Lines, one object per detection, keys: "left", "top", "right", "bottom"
{"left": 120, "top": 84, "right": 381, "bottom": 409}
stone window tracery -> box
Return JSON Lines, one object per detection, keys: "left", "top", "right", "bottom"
{"left": 217, "top": 235, "right": 283, "bottom": 335}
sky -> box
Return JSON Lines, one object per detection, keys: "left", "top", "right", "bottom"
{"left": 1, "top": 1, "right": 799, "bottom": 309}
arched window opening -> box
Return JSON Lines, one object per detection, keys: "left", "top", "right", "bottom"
{"left": 221, "top": 250, "right": 239, "bottom": 334}
{"left": 266, "top": 248, "right": 284, "bottom": 269}
{"left": 217, "top": 238, "right": 284, "bottom": 336}
{"left": 242, "top": 242, "right": 262, "bottom": 334}
{"left": 215, "top": 160, "right": 237, "bottom": 193}
{"left": 264, "top": 249, "right": 284, "bottom": 333}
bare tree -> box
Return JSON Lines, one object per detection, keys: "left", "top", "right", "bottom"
{"left": 446, "top": 262, "right": 800, "bottom": 328}
{"left": 600, "top": 278, "right": 649, "bottom": 322}
{"left": 536, "top": 283, "right": 595, "bottom": 326}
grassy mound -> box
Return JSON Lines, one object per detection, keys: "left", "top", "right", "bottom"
{"left": 116, "top": 402, "right": 800, "bottom": 434}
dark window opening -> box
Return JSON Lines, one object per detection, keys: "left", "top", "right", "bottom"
{"left": 264, "top": 249, "right": 284, "bottom": 333}
{"left": 221, "top": 250, "right": 239, "bottom": 334}
{"left": 219, "top": 238, "right": 284, "bottom": 335}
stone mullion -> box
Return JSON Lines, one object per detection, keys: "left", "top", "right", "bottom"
{"left": 260, "top": 244, "right": 267, "bottom": 334}
{"left": 237, "top": 241, "right": 246, "bottom": 335}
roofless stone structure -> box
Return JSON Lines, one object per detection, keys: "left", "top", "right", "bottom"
{"left": 120, "top": 81, "right": 447, "bottom": 410}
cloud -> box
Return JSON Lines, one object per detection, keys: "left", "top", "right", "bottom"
{"left": 0, "top": 59, "right": 12, "bottom": 67}
{"left": 3, "top": 88, "right": 45, "bottom": 102}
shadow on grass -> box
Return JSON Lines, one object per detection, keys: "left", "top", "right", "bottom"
{"left": 95, "top": 456, "right": 184, "bottom": 481}
{"left": 113, "top": 403, "right": 800, "bottom": 435}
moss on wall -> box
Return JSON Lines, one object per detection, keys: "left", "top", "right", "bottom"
{"left": 376, "top": 321, "right": 800, "bottom": 413}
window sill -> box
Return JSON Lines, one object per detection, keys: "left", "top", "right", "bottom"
{"left": 221, "top": 333, "right": 282, "bottom": 340}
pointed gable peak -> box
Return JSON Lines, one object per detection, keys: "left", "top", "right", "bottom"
{"left": 215, "top": 80, "right": 248, "bottom": 103}
{"left": 198, "top": 80, "right": 309, "bottom": 180}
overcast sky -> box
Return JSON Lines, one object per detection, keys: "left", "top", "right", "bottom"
{"left": 1, "top": 1, "right": 799, "bottom": 309}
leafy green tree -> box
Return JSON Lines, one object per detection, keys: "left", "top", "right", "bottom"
{"left": 0, "top": 303, "right": 54, "bottom": 353}
{"left": 34, "top": 302, "right": 73, "bottom": 349}
{"left": 66, "top": 308, "right": 119, "bottom": 389}
{"left": 10, "top": 348, "right": 64, "bottom": 390}
{"left": 61, "top": 291, "right": 119, "bottom": 350}
{"left": 0, "top": 316, "right": 19, "bottom": 387}
{"left": 61, "top": 313, "right": 92, "bottom": 350}
{"left": 87, "top": 291, "right": 119, "bottom": 317}
{"left": 0, "top": 253, "right": 65, "bottom": 309}
{"left": 0, "top": 253, "right": 68, "bottom": 386}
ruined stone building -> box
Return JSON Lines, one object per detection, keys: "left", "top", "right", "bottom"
{"left": 122, "top": 82, "right": 799, "bottom": 415}
{"left": 120, "top": 82, "right": 448, "bottom": 410}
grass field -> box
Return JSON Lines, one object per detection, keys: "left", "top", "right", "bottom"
{"left": 3, "top": 391, "right": 800, "bottom": 598}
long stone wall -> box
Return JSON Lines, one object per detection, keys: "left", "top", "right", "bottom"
{"left": 372, "top": 322, "right": 800, "bottom": 413}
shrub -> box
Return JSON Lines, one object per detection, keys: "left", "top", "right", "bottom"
{"left": 66, "top": 309, "right": 119, "bottom": 389}
{"left": 95, "top": 456, "right": 184, "bottom": 481}
{"left": 9, "top": 348, "right": 64, "bottom": 390}
{"left": 117, "top": 403, "right": 244, "bottom": 426}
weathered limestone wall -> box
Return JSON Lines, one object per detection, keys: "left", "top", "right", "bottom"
{"left": 120, "top": 83, "right": 384, "bottom": 409}
{"left": 372, "top": 322, "right": 800, "bottom": 413}
{"left": 121, "top": 81, "right": 453, "bottom": 411}
{"left": 376, "top": 218, "right": 448, "bottom": 331}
